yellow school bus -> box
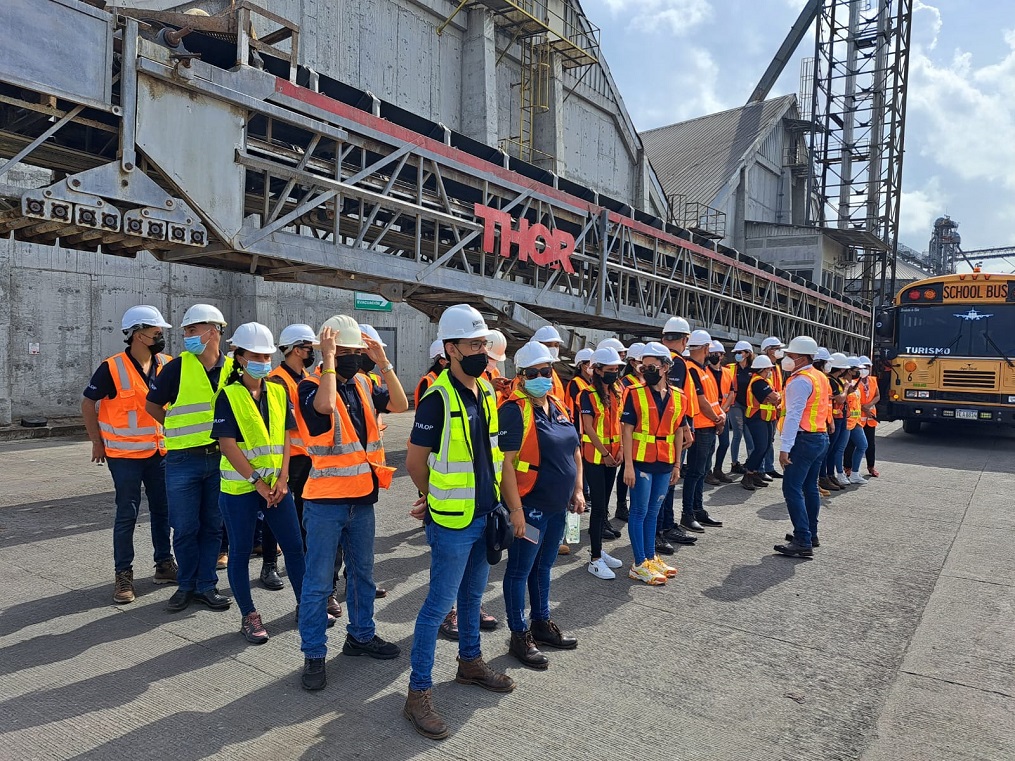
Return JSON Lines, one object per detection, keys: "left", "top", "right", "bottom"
{"left": 875, "top": 269, "right": 1015, "bottom": 433}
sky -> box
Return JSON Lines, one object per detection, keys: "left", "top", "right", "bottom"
{"left": 583, "top": 0, "right": 1014, "bottom": 256}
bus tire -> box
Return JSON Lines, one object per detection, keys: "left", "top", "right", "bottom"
{"left": 902, "top": 419, "right": 921, "bottom": 435}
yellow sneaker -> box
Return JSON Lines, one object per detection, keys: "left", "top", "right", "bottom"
{"left": 649, "top": 556, "right": 678, "bottom": 579}
{"left": 628, "top": 561, "right": 667, "bottom": 586}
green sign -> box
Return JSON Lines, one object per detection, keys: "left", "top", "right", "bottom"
{"left": 354, "top": 292, "right": 392, "bottom": 312}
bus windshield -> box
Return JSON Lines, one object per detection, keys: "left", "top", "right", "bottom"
{"left": 898, "top": 304, "right": 1015, "bottom": 358}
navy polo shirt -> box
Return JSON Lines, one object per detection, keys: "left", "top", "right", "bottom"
{"left": 499, "top": 398, "right": 579, "bottom": 513}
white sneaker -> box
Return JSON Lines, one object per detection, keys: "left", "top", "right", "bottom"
{"left": 587, "top": 558, "right": 616, "bottom": 580}
{"left": 848, "top": 473, "right": 867, "bottom": 485}
{"left": 600, "top": 551, "right": 624, "bottom": 569}
{"left": 835, "top": 474, "right": 850, "bottom": 487}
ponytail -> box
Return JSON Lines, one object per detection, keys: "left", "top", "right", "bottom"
{"left": 225, "top": 348, "right": 246, "bottom": 386}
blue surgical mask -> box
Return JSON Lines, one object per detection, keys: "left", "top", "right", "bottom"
{"left": 524, "top": 377, "right": 553, "bottom": 397}
{"left": 184, "top": 335, "right": 206, "bottom": 354}
{"left": 244, "top": 360, "right": 272, "bottom": 379}
{"left": 734, "top": 352, "right": 744, "bottom": 362}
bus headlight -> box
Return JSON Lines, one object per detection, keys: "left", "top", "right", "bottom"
{"left": 904, "top": 390, "right": 930, "bottom": 399}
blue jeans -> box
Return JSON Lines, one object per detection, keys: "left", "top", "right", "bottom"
{"left": 744, "top": 416, "right": 772, "bottom": 473}
{"left": 728, "top": 404, "right": 753, "bottom": 464}
{"left": 503, "top": 508, "right": 567, "bottom": 632}
{"left": 165, "top": 449, "right": 223, "bottom": 593}
{"left": 782, "top": 432, "right": 829, "bottom": 548}
{"left": 629, "top": 466, "right": 671, "bottom": 565}
{"left": 824, "top": 419, "right": 848, "bottom": 477}
{"left": 409, "top": 516, "right": 489, "bottom": 691}
{"left": 714, "top": 420, "right": 730, "bottom": 471}
{"left": 219, "top": 490, "right": 306, "bottom": 616}
{"left": 106, "top": 454, "right": 171, "bottom": 573}
{"left": 300, "top": 501, "right": 377, "bottom": 658}
{"left": 848, "top": 426, "right": 869, "bottom": 472}
{"left": 682, "top": 427, "right": 716, "bottom": 520}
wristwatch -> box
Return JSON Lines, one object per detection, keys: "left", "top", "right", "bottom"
{"left": 381, "top": 362, "right": 394, "bottom": 373}
{"left": 247, "top": 471, "right": 260, "bottom": 484}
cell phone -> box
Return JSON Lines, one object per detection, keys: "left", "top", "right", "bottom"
{"left": 523, "top": 522, "right": 541, "bottom": 544}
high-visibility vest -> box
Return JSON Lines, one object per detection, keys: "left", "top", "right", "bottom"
{"left": 219, "top": 381, "right": 287, "bottom": 495}
{"left": 551, "top": 368, "right": 565, "bottom": 401}
{"left": 628, "top": 384, "right": 685, "bottom": 464}
{"left": 786, "top": 366, "right": 830, "bottom": 433}
{"left": 770, "top": 363, "right": 786, "bottom": 418}
{"left": 566, "top": 376, "right": 591, "bottom": 419}
{"left": 859, "top": 377, "right": 879, "bottom": 427}
{"left": 689, "top": 362, "right": 722, "bottom": 429}
{"left": 580, "top": 387, "right": 621, "bottom": 464}
{"left": 97, "top": 351, "right": 171, "bottom": 458}
{"left": 621, "top": 371, "right": 640, "bottom": 389}
{"left": 846, "top": 388, "right": 862, "bottom": 430}
{"left": 415, "top": 370, "right": 439, "bottom": 408}
{"left": 267, "top": 364, "right": 310, "bottom": 457}
{"left": 829, "top": 375, "right": 845, "bottom": 419}
{"left": 302, "top": 374, "right": 385, "bottom": 500}
{"left": 424, "top": 371, "right": 504, "bottom": 529}
{"left": 501, "top": 389, "right": 570, "bottom": 497}
{"left": 746, "top": 374, "right": 778, "bottom": 421}
{"left": 670, "top": 353, "right": 699, "bottom": 418}
{"left": 164, "top": 352, "right": 233, "bottom": 450}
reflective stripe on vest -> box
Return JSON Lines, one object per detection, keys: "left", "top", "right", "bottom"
{"left": 267, "top": 365, "right": 310, "bottom": 456}
{"left": 859, "top": 377, "right": 879, "bottom": 427}
{"left": 164, "top": 352, "right": 232, "bottom": 450}
{"left": 746, "top": 374, "right": 777, "bottom": 422}
{"left": 566, "top": 376, "right": 591, "bottom": 422}
{"left": 303, "top": 374, "right": 385, "bottom": 500}
{"left": 502, "top": 390, "right": 570, "bottom": 497}
{"left": 580, "top": 388, "right": 621, "bottom": 464}
{"left": 219, "top": 381, "right": 287, "bottom": 495}
{"left": 846, "top": 389, "right": 862, "bottom": 430}
{"left": 789, "top": 366, "right": 830, "bottom": 433}
{"left": 629, "top": 384, "right": 684, "bottom": 464}
{"left": 425, "top": 372, "right": 504, "bottom": 529}
{"left": 690, "top": 362, "right": 722, "bottom": 429}
{"left": 97, "top": 352, "right": 170, "bottom": 457}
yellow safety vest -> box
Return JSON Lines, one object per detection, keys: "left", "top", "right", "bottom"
{"left": 164, "top": 352, "right": 233, "bottom": 450}
{"left": 425, "top": 371, "right": 504, "bottom": 529}
{"left": 218, "top": 381, "right": 287, "bottom": 495}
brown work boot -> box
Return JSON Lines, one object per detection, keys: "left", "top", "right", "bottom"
{"left": 454, "top": 655, "right": 516, "bottom": 692}
{"left": 113, "top": 570, "right": 135, "bottom": 604}
{"left": 404, "top": 688, "right": 450, "bottom": 740}
{"left": 153, "top": 557, "right": 178, "bottom": 585}
{"left": 713, "top": 468, "right": 734, "bottom": 484}
{"left": 326, "top": 594, "right": 343, "bottom": 618}
{"left": 704, "top": 473, "right": 720, "bottom": 486}
{"left": 216, "top": 552, "right": 228, "bottom": 570}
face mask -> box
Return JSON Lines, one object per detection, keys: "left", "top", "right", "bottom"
{"left": 781, "top": 356, "right": 797, "bottom": 373}
{"left": 148, "top": 336, "right": 166, "bottom": 355}
{"left": 302, "top": 350, "right": 316, "bottom": 369}
{"left": 734, "top": 352, "right": 744, "bottom": 363}
{"left": 360, "top": 356, "right": 376, "bottom": 373}
{"left": 545, "top": 345, "right": 560, "bottom": 360}
{"left": 774, "top": 349, "right": 785, "bottom": 360}
{"left": 244, "top": 360, "right": 272, "bottom": 379}
{"left": 642, "top": 367, "right": 662, "bottom": 386}
{"left": 335, "top": 354, "right": 362, "bottom": 379}
{"left": 707, "top": 354, "right": 721, "bottom": 365}
{"left": 524, "top": 377, "right": 553, "bottom": 397}
{"left": 458, "top": 351, "right": 489, "bottom": 378}
{"left": 183, "top": 335, "right": 207, "bottom": 354}
{"left": 860, "top": 368, "right": 870, "bottom": 377}
{"left": 602, "top": 370, "right": 620, "bottom": 385}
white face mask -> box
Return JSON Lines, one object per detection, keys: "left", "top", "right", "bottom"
{"left": 860, "top": 368, "right": 870, "bottom": 377}
{"left": 781, "top": 356, "right": 797, "bottom": 373}
{"left": 544, "top": 344, "right": 560, "bottom": 360}
{"left": 774, "top": 349, "right": 785, "bottom": 359}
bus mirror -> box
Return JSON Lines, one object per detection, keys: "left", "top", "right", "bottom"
{"left": 874, "top": 310, "right": 894, "bottom": 338}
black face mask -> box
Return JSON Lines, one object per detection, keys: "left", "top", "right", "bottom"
{"left": 458, "top": 352, "right": 489, "bottom": 378}
{"left": 302, "top": 350, "right": 316, "bottom": 369}
{"left": 335, "top": 354, "right": 362, "bottom": 380}
{"left": 360, "top": 356, "right": 376, "bottom": 373}
{"left": 642, "top": 368, "right": 662, "bottom": 386}
{"left": 602, "top": 370, "right": 620, "bottom": 385}
{"left": 707, "top": 354, "right": 721, "bottom": 365}
{"left": 149, "top": 336, "right": 166, "bottom": 355}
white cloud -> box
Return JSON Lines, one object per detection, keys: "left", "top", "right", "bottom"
{"left": 602, "top": 0, "right": 712, "bottom": 36}
{"left": 899, "top": 177, "right": 947, "bottom": 243}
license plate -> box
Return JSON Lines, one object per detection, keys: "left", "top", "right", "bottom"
{"left": 955, "top": 409, "right": 978, "bottom": 420}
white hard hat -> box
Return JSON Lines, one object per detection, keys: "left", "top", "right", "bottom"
{"left": 751, "top": 355, "right": 774, "bottom": 370}
{"left": 641, "top": 342, "right": 672, "bottom": 362}
{"left": 181, "top": 303, "right": 227, "bottom": 328}
{"left": 227, "top": 322, "right": 276, "bottom": 354}
{"left": 514, "top": 341, "right": 555, "bottom": 369}
{"left": 733, "top": 340, "right": 753, "bottom": 352}
{"left": 859, "top": 355, "right": 873, "bottom": 366}
{"left": 829, "top": 353, "right": 851, "bottom": 370}
{"left": 438, "top": 304, "right": 491, "bottom": 341}
{"left": 574, "top": 347, "right": 594, "bottom": 365}
{"left": 429, "top": 339, "right": 446, "bottom": 359}
{"left": 627, "top": 342, "right": 646, "bottom": 361}
{"left": 688, "top": 329, "right": 712, "bottom": 347}
{"left": 761, "top": 336, "right": 784, "bottom": 350}
{"left": 786, "top": 336, "right": 819, "bottom": 356}
{"left": 278, "top": 323, "right": 317, "bottom": 348}
{"left": 848, "top": 356, "right": 864, "bottom": 368}
{"left": 709, "top": 340, "right": 725, "bottom": 353}
{"left": 320, "top": 314, "right": 366, "bottom": 349}
{"left": 591, "top": 347, "right": 623, "bottom": 366}
{"left": 358, "top": 323, "right": 387, "bottom": 347}
{"left": 597, "top": 337, "right": 627, "bottom": 353}
{"left": 663, "top": 316, "right": 691, "bottom": 335}
{"left": 121, "top": 305, "right": 171, "bottom": 332}
{"left": 815, "top": 347, "right": 832, "bottom": 361}
{"left": 532, "top": 325, "right": 563, "bottom": 344}
{"left": 488, "top": 330, "right": 508, "bottom": 362}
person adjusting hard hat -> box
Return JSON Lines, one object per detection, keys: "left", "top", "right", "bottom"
{"left": 359, "top": 324, "right": 387, "bottom": 347}
{"left": 488, "top": 330, "right": 508, "bottom": 363}
{"left": 438, "top": 304, "right": 491, "bottom": 341}
{"left": 227, "top": 322, "right": 276, "bottom": 354}
{"left": 320, "top": 314, "right": 367, "bottom": 348}
{"left": 121, "top": 305, "right": 171, "bottom": 334}
{"left": 181, "top": 303, "right": 227, "bottom": 328}
{"left": 687, "top": 329, "right": 712, "bottom": 347}
{"left": 278, "top": 324, "right": 317, "bottom": 349}
{"left": 663, "top": 316, "right": 691, "bottom": 336}
{"left": 514, "top": 341, "right": 555, "bottom": 369}
{"left": 751, "top": 355, "right": 774, "bottom": 370}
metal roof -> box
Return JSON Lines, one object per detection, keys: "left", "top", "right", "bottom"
{"left": 640, "top": 94, "right": 798, "bottom": 206}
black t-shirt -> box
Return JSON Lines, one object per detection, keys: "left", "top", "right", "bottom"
{"left": 410, "top": 375, "right": 498, "bottom": 520}
{"left": 733, "top": 364, "right": 753, "bottom": 407}
{"left": 621, "top": 386, "right": 676, "bottom": 473}
{"left": 84, "top": 352, "right": 161, "bottom": 401}
{"left": 499, "top": 399, "right": 579, "bottom": 512}
{"left": 211, "top": 382, "right": 297, "bottom": 442}
{"left": 146, "top": 353, "right": 227, "bottom": 407}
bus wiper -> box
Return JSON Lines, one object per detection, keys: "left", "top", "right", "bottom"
{"left": 928, "top": 330, "right": 963, "bottom": 365}
{"left": 982, "top": 331, "right": 1015, "bottom": 368}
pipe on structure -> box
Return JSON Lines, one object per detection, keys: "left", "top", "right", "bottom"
{"left": 746, "top": 0, "right": 822, "bottom": 105}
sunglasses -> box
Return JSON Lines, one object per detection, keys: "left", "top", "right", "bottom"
{"left": 522, "top": 367, "right": 554, "bottom": 380}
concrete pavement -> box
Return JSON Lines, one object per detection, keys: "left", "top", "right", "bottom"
{"left": 1, "top": 417, "right": 1013, "bottom": 760}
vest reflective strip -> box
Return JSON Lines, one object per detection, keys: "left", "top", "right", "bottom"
{"left": 307, "top": 441, "right": 363, "bottom": 456}
{"left": 111, "top": 355, "right": 132, "bottom": 390}
{"left": 238, "top": 445, "right": 285, "bottom": 458}
{"left": 168, "top": 402, "right": 210, "bottom": 416}
{"left": 427, "top": 455, "right": 476, "bottom": 475}
{"left": 429, "top": 485, "right": 477, "bottom": 501}
{"left": 168, "top": 421, "right": 214, "bottom": 437}
{"left": 310, "top": 463, "right": 373, "bottom": 478}
{"left": 104, "top": 439, "right": 158, "bottom": 452}
{"left": 100, "top": 359, "right": 159, "bottom": 438}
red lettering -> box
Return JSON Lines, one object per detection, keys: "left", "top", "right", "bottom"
{"left": 473, "top": 203, "right": 575, "bottom": 273}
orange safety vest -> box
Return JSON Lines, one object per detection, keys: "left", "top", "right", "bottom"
{"left": 746, "top": 374, "right": 777, "bottom": 422}
{"left": 846, "top": 387, "right": 862, "bottom": 430}
{"left": 302, "top": 374, "right": 386, "bottom": 500}
{"left": 97, "top": 351, "right": 171, "bottom": 458}
{"left": 415, "top": 370, "right": 439, "bottom": 408}
{"left": 720, "top": 364, "right": 735, "bottom": 402}
{"left": 689, "top": 362, "right": 722, "bottom": 429}
{"left": 859, "top": 377, "right": 879, "bottom": 427}
{"left": 580, "top": 387, "right": 621, "bottom": 464}
{"left": 670, "top": 353, "right": 699, "bottom": 419}
{"left": 501, "top": 390, "right": 571, "bottom": 497}
{"left": 566, "top": 376, "right": 591, "bottom": 421}
{"left": 551, "top": 368, "right": 565, "bottom": 401}
{"left": 829, "top": 375, "right": 845, "bottom": 419}
{"left": 267, "top": 364, "right": 310, "bottom": 457}
{"left": 628, "top": 384, "right": 685, "bottom": 464}
{"left": 786, "top": 366, "right": 830, "bottom": 433}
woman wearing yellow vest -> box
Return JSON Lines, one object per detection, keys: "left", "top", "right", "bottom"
{"left": 82, "top": 305, "right": 175, "bottom": 604}
{"left": 620, "top": 342, "right": 685, "bottom": 585}
{"left": 146, "top": 303, "right": 233, "bottom": 614}
{"left": 211, "top": 323, "right": 306, "bottom": 645}
{"left": 740, "top": 355, "right": 781, "bottom": 491}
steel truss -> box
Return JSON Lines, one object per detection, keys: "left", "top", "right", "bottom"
{"left": 0, "top": 1, "right": 869, "bottom": 352}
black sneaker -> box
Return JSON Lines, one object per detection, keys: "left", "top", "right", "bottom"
{"left": 302, "top": 657, "right": 327, "bottom": 690}
{"left": 655, "top": 535, "right": 675, "bottom": 555}
{"left": 785, "top": 533, "right": 820, "bottom": 548}
{"left": 614, "top": 504, "right": 630, "bottom": 522}
{"left": 766, "top": 470, "right": 784, "bottom": 480}
{"left": 342, "top": 633, "right": 401, "bottom": 660}
{"left": 166, "top": 589, "right": 193, "bottom": 612}
{"left": 664, "top": 526, "right": 698, "bottom": 545}
{"left": 603, "top": 520, "right": 622, "bottom": 538}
